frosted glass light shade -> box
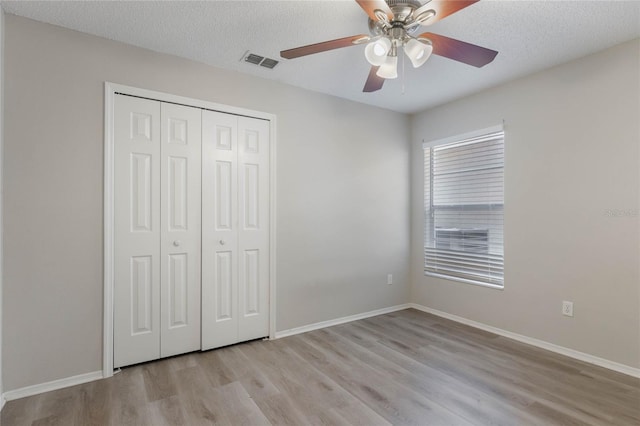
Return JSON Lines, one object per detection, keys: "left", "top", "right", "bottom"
{"left": 364, "top": 38, "right": 392, "bottom": 66}
{"left": 404, "top": 38, "right": 433, "bottom": 68}
{"left": 376, "top": 55, "right": 398, "bottom": 79}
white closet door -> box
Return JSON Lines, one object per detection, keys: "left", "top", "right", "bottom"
{"left": 202, "top": 110, "right": 239, "bottom": 350}
{"left": 237, "top": 117, "right": 270, "bottom": 341}
{"left": 202, "top": 111, "right": 270, "bottom": 350}
{"left": 160, "top": 103, "right": 202, "bottom": 357}
{"left": 114, "top": 95, "right": 161, "bottom": 368}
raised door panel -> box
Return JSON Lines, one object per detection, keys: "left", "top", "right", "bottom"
{"left": 168, "top": 253, "right": 188, "bottom": 328}
{"left": 131, "top": 256, "right": 153, "bottom": 334}
{"left": 237, "top": 117, "right": 270, "bottom": 341}
{"left": 160, "top": 103, "right": 202, "bottom": 358}
{"left": 201, "top": 110, "right": 240, "bottom": 350}
{"left": 130, "top": 154, "right": 152, "bottom": 232}
{"left": 114, "top": 95, "right": 161, "bottom": 368}
{"left": 215, "top": 251, "right": 234, "bottom": 320}
{"left": 168, "top": 156, "right": 188, "bottom": 231}
{"left": 216, "top": 161, "right": 233, "bottom": 230}
{"left": 243, "top": 250, "right": 260, "bottom": 316}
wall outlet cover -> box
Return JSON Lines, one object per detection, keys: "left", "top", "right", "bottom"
{"left": 562, "top": 301, "right": 574, "bottom": 317}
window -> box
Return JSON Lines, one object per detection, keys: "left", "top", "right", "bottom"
{"left": 423, "top": 127, "right": 504, "bottom": 288}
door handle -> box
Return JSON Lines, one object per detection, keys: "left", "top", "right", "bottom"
{"left": 173, "top": 240, "right": 181, "bottom": 247}
{"left": 219, "top": 240, "right": 226, "bottom": 245}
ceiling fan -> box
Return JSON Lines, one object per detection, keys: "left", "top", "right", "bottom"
{"left": 280, "top": 0, "right": 498, "bottom": 93}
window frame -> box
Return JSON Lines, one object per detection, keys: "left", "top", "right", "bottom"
{"left": 422, "top": 125, "right": 505, "bottom": 290}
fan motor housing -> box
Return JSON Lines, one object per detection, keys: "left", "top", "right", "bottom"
{"left": 368, "top": 0, "right": 424, "bottom": 36}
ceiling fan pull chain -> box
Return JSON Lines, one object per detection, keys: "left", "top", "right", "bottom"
{"left": 402, "top": 46, "right": 406, "bottom": 95}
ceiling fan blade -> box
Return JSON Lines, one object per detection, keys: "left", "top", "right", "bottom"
{"left": 281, "top": 34, "right": 369, "bottom": 59}
{"left": 413, "top": 0, "right": 479, "bottom": 25}
{"left": 355, "top": 0, "right": 394, "bottom": 22}
{"left": 363, "top": 66, "right": 385, "bottom": 92}
{"left": 419, "top": 32, "right": 498, "bottom": 67}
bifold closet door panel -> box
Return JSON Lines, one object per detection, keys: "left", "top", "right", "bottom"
{"left": 159, "top": 103, "right": 202, "bottom": 358}
{"left": 237, "top": 117, "right": 270, "bottom": 341}
{"left": 114, "top": 95, "right": 162, "bottom": 368}
{"left": 201, "top": 110, "right": 240, "bottom": 350}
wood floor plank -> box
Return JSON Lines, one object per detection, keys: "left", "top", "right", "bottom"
{"left": 31, "top": 386, "right": 81, "bottom": 425}
{"left": 249, "top": 393, "right": 310, "bottom": 426}
{"left": 75, "top": 379, "right": 113, "bottom": 426}
{"left": 194, "top": 349, "right": 236, "bottom": 389}
{"left": 215, "top": 345, "right": 280, "bottom": 401}
{"left": 370, "top": 311, "right": 640, "bottom": 425}
{"left": 212, "top": 381, "right": 271, "bottom": 425}
{"left": 418, "top": 318, "right": 639, "bottom": 415}
{"left": 141, "top": 361, "right": 178, "bottom": 403}
{"left": 238, "top": 340, "right": 359, "bottom": 420}
{"left": 345, "top": 314, "right": 635, "bottom": 426}
{"left": 329, "top": 400, "right": 392, "bottom": 426}
{"left": 172, "top": 363, "right": 234, "bottom": 426}
{"left": 244, "top": 340, "right": 353, "bottom": 407}
{"left": 147, "top": 395, "right": 187, "bottom": 426}
{"left": 29, "top": 415, "right": 59, "bottom": 426}
{"left": 108, "top": 367, "right": 150, "bottom": 426}
{"left": 326, "top": 323, "right": 542, "bottom": 425}
{"left": 362, "top": 319, "right": 610, "bottom": 425}
{"left": 2, "top": 308, "right": 638, "bottom": 426}
{"left": 416, "top": 331, "right": 636, "bottom": 423}
{"left": 285, "top": 332, "right": 475, "bottom": 426}
{"left": 0, "top": 392, "right": 41, "bottom": 425}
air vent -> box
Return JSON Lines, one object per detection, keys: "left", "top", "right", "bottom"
{"left": 242, "top": 52, "right": 279, "bottom": 70}
{"left": 245, "top": 53, "right": 264, "bottom": 65}
{"left": 260, "top": 58, "right": 279, "bottom": 69}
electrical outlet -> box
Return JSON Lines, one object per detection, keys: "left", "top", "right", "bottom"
{"left": 387, "top": 274, "right": 393, "bottom": 285}
{"left": 562, "top": 301, "right": 574, "bottom": 317}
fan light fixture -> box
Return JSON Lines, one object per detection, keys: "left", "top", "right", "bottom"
{"left": 365, "top": 36, "right": 432, "bottom": 78}
{"left": 364, "top": 38, "right": 391, "bottom": 66}
{"left": 377, "top": 54, "right": 398, "bottom": 79}
{"left": 404, "top": 38, "right": 432, "bottom": 68}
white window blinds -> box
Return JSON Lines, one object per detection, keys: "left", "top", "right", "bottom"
{"left": 424, "top": 129, "right": 504, "bottom": 288}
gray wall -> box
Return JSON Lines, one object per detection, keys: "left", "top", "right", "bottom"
{"left": 410, "top": 39, "right": 640, "bottom": 369}
{"left": 3, "top": 15, "right": 410, "bottom": 391}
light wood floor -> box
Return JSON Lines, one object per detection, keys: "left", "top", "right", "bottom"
{"left": 3, "top": 309, "right": 639, "bottom": 425}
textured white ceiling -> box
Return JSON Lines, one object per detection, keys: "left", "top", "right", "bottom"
{"left": 3, "top": 0, "right": 639, "bottom": 113}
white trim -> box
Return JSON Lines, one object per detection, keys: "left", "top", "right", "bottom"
{"left": 103, "top": 83, "right": 115, "bottom": 378}
{"left": 268, "top": 118, "right": 277, "bottom": 340}
{"left": 108, "top": 83, "right": 274, "bottom": 122}
{"left": 409, "top": 303, "right": 640, "bottom": 379}
{"left": 3, "top": 371, "right": 103, "bottom": 401}
{"left": 422, "top": 124, "right": 503, "bottom": 149}
{"left": 1, "top": 396, "right": 5, "bottom": 411}
{"left": 274, "top": 304, "right": 411, "bottom": 339}
{"left": 103, "top": 82, "right": 278, "bottom": 374}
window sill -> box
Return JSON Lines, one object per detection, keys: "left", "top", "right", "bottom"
{"left": 424, "top": 271, "right": 504, "bottom": 290}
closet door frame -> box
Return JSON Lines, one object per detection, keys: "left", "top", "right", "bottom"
{"left": 103, "top": 82, "right": 277, "bottom": 378}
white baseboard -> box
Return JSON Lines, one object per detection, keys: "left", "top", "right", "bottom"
{"left": 409, "top": 303, "right": 640, "bottom": 379}
{"left": 274, "top": 304, "right": 411, "bottom": 339}
{"left": 1, "top": 395, "right": 5, "bottom": 411}
{"left": 3, "top": 370, "right": 103, "bottom": 402}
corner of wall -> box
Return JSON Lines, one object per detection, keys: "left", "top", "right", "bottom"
{"left": 407, "top": 112, "right": 423, "bottom": 306}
